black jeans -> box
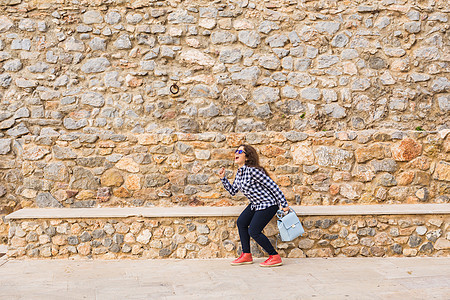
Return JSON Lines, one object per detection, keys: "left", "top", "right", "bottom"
{"left": 237, "top": 204, "right": 278, "bottom": 256}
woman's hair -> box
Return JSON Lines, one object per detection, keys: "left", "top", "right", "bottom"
{"left": 240, "top": 144, "right": 270, "bottom": 176}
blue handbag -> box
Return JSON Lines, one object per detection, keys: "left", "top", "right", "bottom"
{"left": 277, "top": 208, "right": 305, "bottom": 242}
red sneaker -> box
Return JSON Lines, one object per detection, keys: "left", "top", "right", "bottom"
{"left": 259, "top": 254, "right": 282, "bottom": 267}
{"left": 231, "top": 253, "right": 253, "bottom": 266}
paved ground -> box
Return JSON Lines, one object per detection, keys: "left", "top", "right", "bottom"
{"left": 0, "top": 256, "right": 449, "bottom": 300}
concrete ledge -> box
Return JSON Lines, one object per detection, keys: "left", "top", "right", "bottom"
{"left": 5, "top": 204, "right": 450, "bottom": 220}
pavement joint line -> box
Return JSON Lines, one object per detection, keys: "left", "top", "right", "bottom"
{"left": 0, "top": 258, "right": 9, "bottom": 267}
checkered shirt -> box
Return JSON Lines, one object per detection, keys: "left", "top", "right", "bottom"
{"left": 221, "top": 165, "right": 288, "bottom": 211}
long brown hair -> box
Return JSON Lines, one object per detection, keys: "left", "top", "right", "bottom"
{"left": 240, "top": 144, "right": 270, "bottom": 177}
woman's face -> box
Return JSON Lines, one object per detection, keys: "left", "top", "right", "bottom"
{"left": 234, "top": 146, "right": 246, "bottom": 167}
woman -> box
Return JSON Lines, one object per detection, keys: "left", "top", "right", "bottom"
{"left": 217, "top": 144, "right": 290, "bottom": 267}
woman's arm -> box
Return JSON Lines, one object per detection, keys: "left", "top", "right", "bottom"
{"left": 220, "top": 177, "right": 239, "bottom": 196}
{"left": 218, "top": 168, "right": 239, "bottom": 196}
{"left": 251, "top": 168, "right": 289, "bottom": 208}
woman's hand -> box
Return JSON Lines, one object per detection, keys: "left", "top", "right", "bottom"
{"left": 282, "top": 206, "right": 290, "bottom": 212}
{"left": 217, "top": 167, "right": 226, "bottom": 179}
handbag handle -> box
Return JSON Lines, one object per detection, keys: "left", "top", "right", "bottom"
{"left": 276, "top": 207, "right": 296, "bottom": 219}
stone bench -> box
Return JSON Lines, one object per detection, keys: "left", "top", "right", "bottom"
{"left": 5, "top": 204, "right": 450, "bottom": 259}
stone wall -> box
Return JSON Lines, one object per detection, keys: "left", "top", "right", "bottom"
{"left": 0, "top": 0, "right": 449, "bottom": 247}
{"left": 1, "top": 129, "right": 450, "bottom": 244}
{"left": 0, "top": 0, "right": 448, "bottom": 135}
{"left": 9, "top": 130, "right": 450, "bottom": 209}
{"left": 1, "top": 130, "right": 450, "bottom": 244}
{"left": 7, "top": 214, "right": 450, "bottom": 258}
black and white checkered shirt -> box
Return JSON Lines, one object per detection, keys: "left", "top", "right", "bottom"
{"left": 221, "top": 165, "right": 288, "bottom": 211}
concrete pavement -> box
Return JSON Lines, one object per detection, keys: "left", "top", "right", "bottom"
{"left": 0, "top": 257, "right": 449, "bottom": 300}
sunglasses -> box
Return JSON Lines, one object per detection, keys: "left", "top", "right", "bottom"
{"left": 235, "top": 149, "right": 246, "bottom": 155}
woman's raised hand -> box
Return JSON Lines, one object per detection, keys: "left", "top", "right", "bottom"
{"left": 217, "top": 167, "right": 226, "bottom": 178}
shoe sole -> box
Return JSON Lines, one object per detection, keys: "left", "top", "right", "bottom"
{"left": 230, "top": 261, "right": 253, "bottom": 266}
{"left": 259, "top": 262, "right": 283, "bottom": 267}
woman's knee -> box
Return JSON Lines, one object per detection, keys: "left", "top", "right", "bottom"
{"left": 236, "top": 217, "right": 248, "bottom": 229}
{"left": 248, "top": 227, "right": 261, "bottom": 238}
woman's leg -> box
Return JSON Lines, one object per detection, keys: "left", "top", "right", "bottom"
{"left": 248, "top": 205, "right": 279, "bottom": 255}
{"left": 236, "top": 204, "right": 254, "bottom": 253}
